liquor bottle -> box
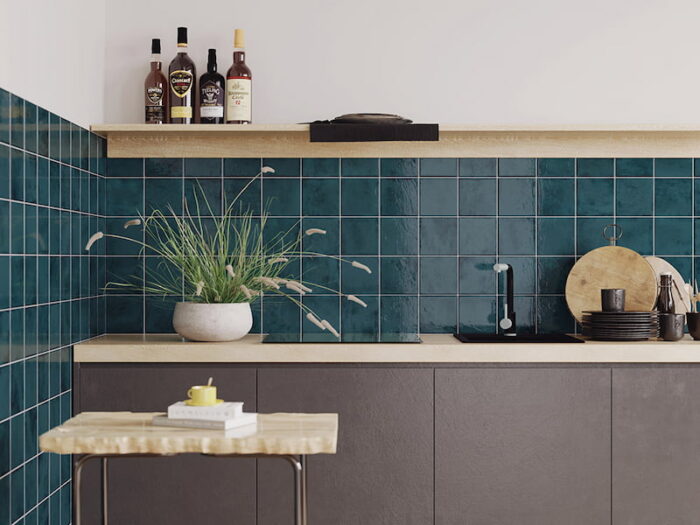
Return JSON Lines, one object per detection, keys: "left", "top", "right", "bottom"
{"left": 657, "top": 272, "right": 675, "bottom": 314}
{"left": 225, "top": 29, "right": 252, "bottom": 124}
{"left": 199, "top": 49, "right": 225, "bottom": 124}
{"left": 168, "top": 27, "right": 196, "bottom": 124}
{"left": 144, "top": 38, "right": 168, "bottom": 124}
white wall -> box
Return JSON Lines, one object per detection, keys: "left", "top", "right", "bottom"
{"left": 105, "top": 0, "right": 700, "bottom": 125}
{"left": 0, "top": 0, "right": 106, "bottom": 128}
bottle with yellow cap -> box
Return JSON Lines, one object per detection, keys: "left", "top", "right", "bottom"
{"left": 225, "top": 29, "right": 252, "bottom": 124}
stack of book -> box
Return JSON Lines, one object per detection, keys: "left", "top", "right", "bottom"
{"left": 152, "top": 401, "right": 257, "bottom": 430}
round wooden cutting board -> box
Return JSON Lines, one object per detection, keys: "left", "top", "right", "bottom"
{"left": 644, "top": 256, "right": 691, "bottom": 313}
{"left": 565, "top": 245, "right": 657, "bottom": 322}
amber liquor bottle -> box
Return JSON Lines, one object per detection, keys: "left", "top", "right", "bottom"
{"left": 144, "top": 39, "right": 168, "bottom": 124}
{"left": 199, "top": 49, "right": 225, "bottom": 124}
{"left": 225, "top": 29, "right": 252, "bottom": 124}
{"left": 168, "top": 27, "right": 197, "bottom": 124}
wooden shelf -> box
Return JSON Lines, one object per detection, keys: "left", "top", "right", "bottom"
{"left": 90, "top": 124, "right": 700, "bottom": 158}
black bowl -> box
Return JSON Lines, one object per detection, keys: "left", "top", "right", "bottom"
{"left": 686, "top": 312, "right": 700, "bottom": 340}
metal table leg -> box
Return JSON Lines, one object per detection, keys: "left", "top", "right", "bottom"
{"left": 102, "top": 457, "right": 109, "bottom": 525}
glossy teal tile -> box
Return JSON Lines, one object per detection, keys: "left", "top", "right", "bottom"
{"left": 0, "top": 469, "right": 9, "bottom": 525}
{"left": 459, "top": 158, "right": 497, "bottom": 177}
{"left": 301, "top": 295, "right": 339, "bottom": 342}
{"left": 263, "top": 294, "right": 300, "bottom": 335}
{"left": 537, "top": 158, "right": 574, "bottom": 177}
{"left": 536, "top": 295, "right": 574, "bottom": 334}
{"left": 341, "top": 256, "right": 378, "bottom": 294}
{"left": 380, "top": 178, "right": 418, "bottom": 216}
{"left": 9, "top": 94, "right": 23, "bottom": 148}
{"left": 420, "top": 257, "right": 458, "bottom": 293}
{"left": 577, "top": 158, "right": 613, "bottom": 178}
{"left": 37, "top": 157, "right": 49, "bottom": 206}
{"left": 499, "top": 178, "right": 535, "bottom": 215}
{"left": 263, "top": 178, "right": 300, "bottom": 216}
{"left": 615, "top": 217, "right": 654, "bottom": 255}
{"left": 302, "top": 158, "right": 339, "bottom": 177}
{"left": 0, "top": 87, "right": 8, "bottom": 144}
{"left": 616, "top": 178, "right": 653, "bottom": 216}
{"left": 420, "top": 296, "right": 457, "bottom": 333}
{"left": 145, "top": 158, "right": 182, "bottom": 177}
{"left": 499, "top": 218, "right": 534, "bottom": 255}
{"left": 145, "top": 295, "right": 177, "bottom": 333}
{"left": 263, "top": 158, "right": 300, "bottom": 177}
{"left": 499, "top": 257, "right": 535, "bottom": 294}
{"left": 538, "top": 178, "right": 574, "bottom": 216}
{"left": 107, "top": 158, "right": 143, "bottom": 177}
{"left": 421, "top": 158, "right": 458, "bottom": 176}
{"left": 380, "top": 158, "right": 417, "bottom": 178}
{"left": 184, "top": 179, "right": 222, "bottom": 216}
{"left": 459, "top": 178, "right": 496, "bottom": 215}
{"left": 341, "top": 296, "right": 379, "bottom": 340}
{"left": 459, "top": 217, "right": 496, "bottom": 255}
{"left": 145, "top": 178, "right": 181, "bottom": 215}
{"left": 459, "top": 296, "right": 496, "bottom": 333}
{"left": 380, "top": 257, "right": 418, "bottom": 294}
{"left": 302, "top": 179, "right": 339, "bottom": 216}
{"left": 577, "top": 217, "right": 613, "bottom": 253}
{"left": 341, "top": 218, "right": 378, "bottom": 255}
{"left": 655, "top": 178, "right": 692, "bottom": 216}
{"left": 183, "top": 158, "right": 220, "bottom": 178}
{"left": 0, "top": 144, "right": 8, "bottom": 199}
{"left": 421, "top": 178, "right": 457, "bottom": 215}
{"left": 0, "top": 201, "right": 8, "bottom": 254}
{"left": 381, "top": 296, "right": 418, "bottom": 334}
{"left": 108, "top": 178, "right": 144, "bottom": 216}
{"left": 537, "top": 218, "right": 574, "bottom": 255}
{"left": 616, "top": 158, "right": 652, "bottom": 177}
{"left": 224, "top": 158, "right": 261, "bottom": 177}
{"left": 341, "top": 179, "right": 378, "bottom": 216}
{"left": 304, "top": 256, "right": 340, "bottom": 290}
{"left": 380, "top": 217, "right": 418, "bottom": 255}
{"left": 655, "top": 218, "right": 691, "bottom": 255}
{"left": 577, "top": 178, "right": 614, "bottom": 216}
{"left": 302, "top": 217, "right": 339, "bottom": 254}
{"left": 656, "top": 158, "right": 691, "bottom": 177}
{"left": 420, "top": 217, "right": 457, "bottom": 255}
{"left": 10, "top": 149, "right": 23, "bottom": 201}
{"left": 37, "top": 107, "right": 48, "bottom": 157}
{"left": 341, "top": 158, "right": 377, "bottom": 177}
{"left": 499, "top": 158, "right": 535, "bottom": 177}
{"left": 459, "top": 257, "right": 495, "bottom": 294}
{"left": 537, "top": 257, "right": 574, "bottom": 294}
{"left": 223, "top": 177, "right": 261, "bottom": 215}
{"left": 106, "top": 295, "right": 143, "bottom": 333}
{"left": 664, "top": 257, "right": 691, "bottom": 283}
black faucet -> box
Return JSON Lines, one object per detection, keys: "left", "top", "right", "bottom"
{"left": 493, "top": 263, "right": 516, "bottom": 335}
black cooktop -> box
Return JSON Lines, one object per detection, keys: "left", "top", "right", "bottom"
{"left": 263, "top": 333, "right": 422, "bottom": 343}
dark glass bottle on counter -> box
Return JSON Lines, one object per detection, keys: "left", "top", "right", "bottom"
{"left": 657, "top": 272, "right": 675, "bottom": 313}
{"left": 199, "top": 49, "right": 225, "bottom": 124}
{"left": 168, "top": 27, "right": 196, "bottom": 124}
{"left": 225, "top": 29, "right": 252, "bottom": 124}
{"left": 144, "top": 39, "right": 168, "bottom": 124}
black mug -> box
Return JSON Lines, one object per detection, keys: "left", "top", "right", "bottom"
{"left": 601, "top": 289, "right": 625, "bottom": 312}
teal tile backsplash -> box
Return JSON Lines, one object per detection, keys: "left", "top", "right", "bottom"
{"left": 101, "top": 154, "right": 700, "bottom": 339}
{"left": 0, "top": 87, "right": 106, "bottom": 525}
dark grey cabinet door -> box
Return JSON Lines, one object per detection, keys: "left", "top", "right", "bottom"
{"left": 77, "top": 364, "right": 257, "bottom": 525}
{"left": 435, "top": 368, "right": 611, "bottom": 525}
{"left": 613, "top": 368, "right": 700, "bottom": 524}
{"left": 257, "top": 367, "right": 434, "bottom": 525}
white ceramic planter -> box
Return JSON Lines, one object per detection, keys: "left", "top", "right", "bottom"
{"left": 172, "top": 302, "right": 253, "bottom": 342}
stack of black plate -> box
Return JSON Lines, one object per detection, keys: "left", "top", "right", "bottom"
{"left": 581, "top": 311, "right": 659, "bottom": 341}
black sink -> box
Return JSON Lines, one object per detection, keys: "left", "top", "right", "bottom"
{"left": 454, "top": 333, "right": 584, "bottom": 343}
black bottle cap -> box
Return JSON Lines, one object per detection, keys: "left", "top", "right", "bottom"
{"left": 151, "top": 38, "right": 161, "bottom": 54}
{"left": 177, "top": 27, "right": 188, "bottom": 45}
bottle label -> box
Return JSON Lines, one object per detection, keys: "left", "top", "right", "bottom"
{"left": 226, "top": 77, "right": 252, "bottom": 121}
{"left": 200, "top": 80, "right": 224, "bottom": 118}
{"left": 147, "top": 86, "right": 163, "bottom": 104}
{"left": 145, "top": 105, "right": 165, "bottom": 123}
{"left": 171, "top": 105, "right": 192, "bottom": 119}
{"left": 170, "top": 70, "right": 193, "bottom": 97}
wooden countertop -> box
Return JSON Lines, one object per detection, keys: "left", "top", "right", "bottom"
{"left": 40, "top": 411, "right": 338, "bottom": 455}
{"left": 73, "top": 334, "right": 700, "bottom": 364}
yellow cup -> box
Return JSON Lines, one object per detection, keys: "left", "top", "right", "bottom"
{"left": 187, "top": 385, "right": 217, "bottom": 406}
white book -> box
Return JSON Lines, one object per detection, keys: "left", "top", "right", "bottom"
{"left": 152, "top": 412, "right": 257, "bottom": 430}
{"left": 167, "top": 401, "right": 244, "bottom": 421}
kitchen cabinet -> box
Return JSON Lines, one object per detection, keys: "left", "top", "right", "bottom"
{"left": 612, "top": 368, "right": 700, "bottom": 524}
{"left": 77, "top": 365, "right": 257, "bottom": 525}
{"left": 435, "top": 369, "right": 611, "bottom": 525}
{"left": 256, "top": 368, "right": 434, "bottom": 525}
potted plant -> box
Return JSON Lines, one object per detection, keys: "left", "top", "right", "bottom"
{"left": 85, "top": 167, "right": 370, "bottom": 341}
